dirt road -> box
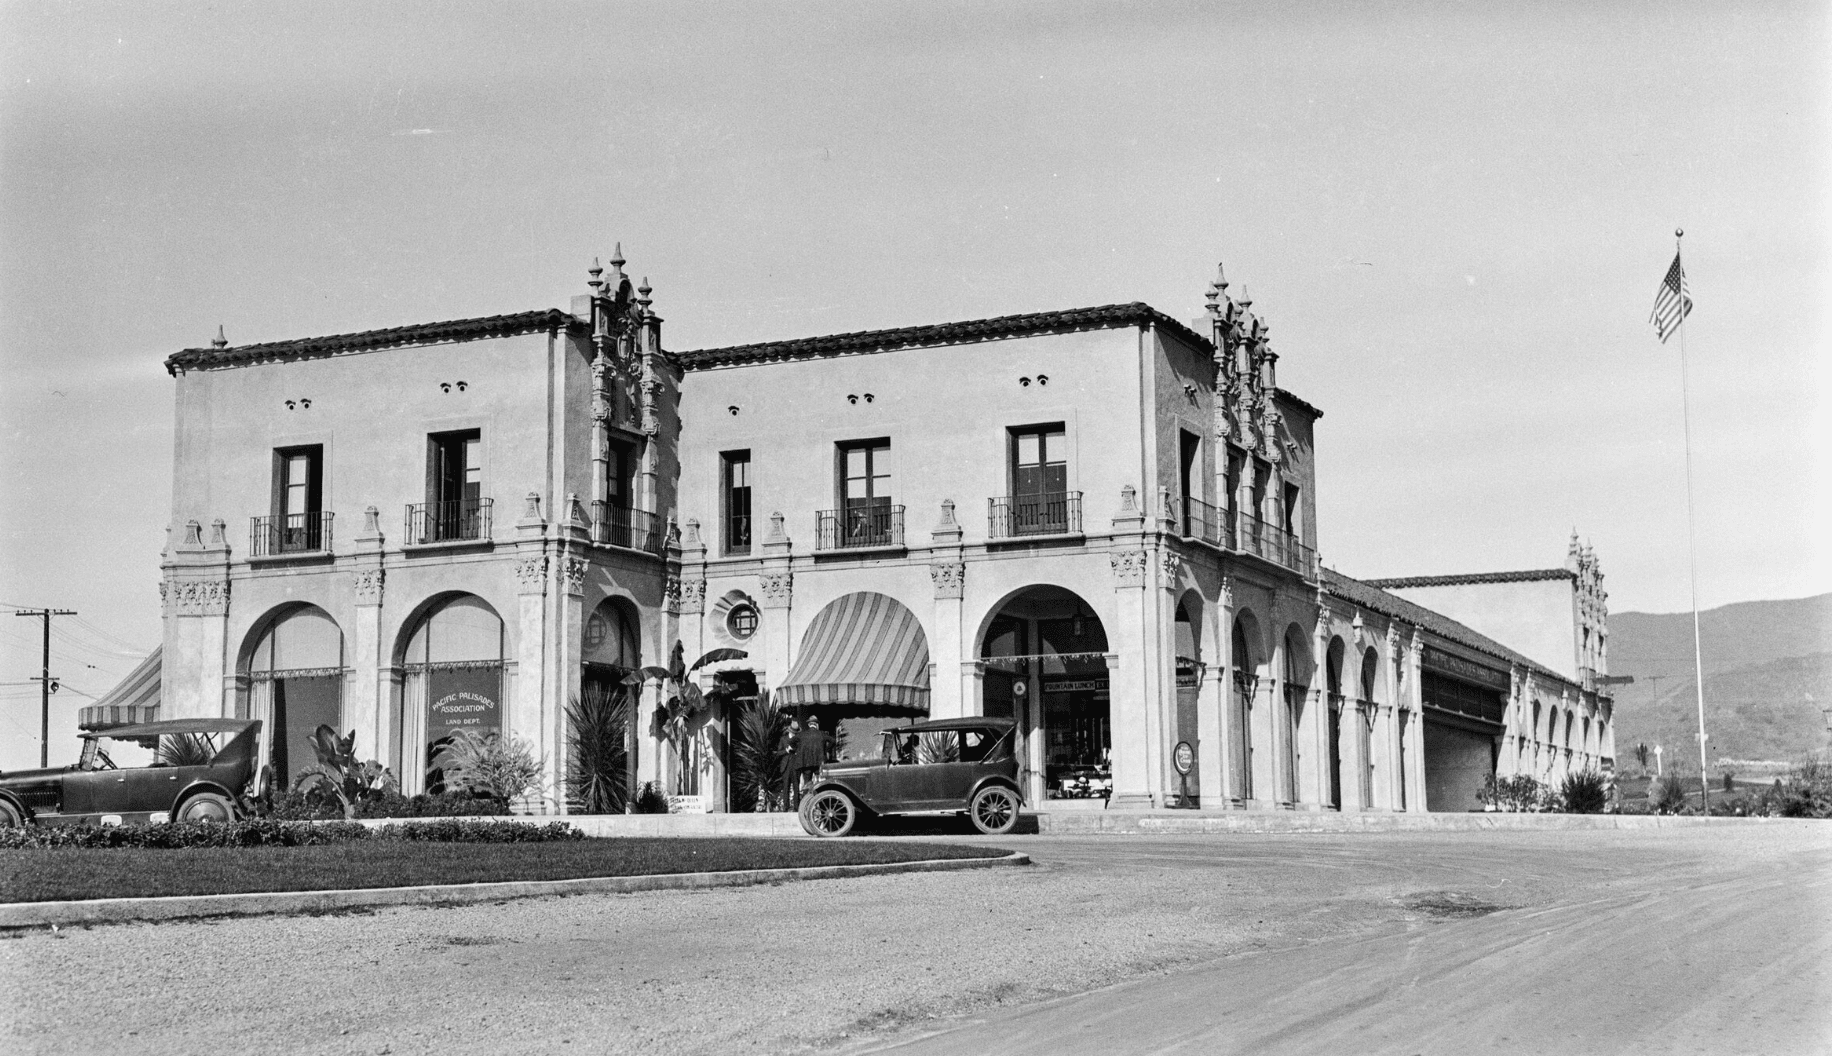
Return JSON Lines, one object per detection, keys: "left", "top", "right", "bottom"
{"left": 3, "top": 823, "right": 1825, "bottom": 1055}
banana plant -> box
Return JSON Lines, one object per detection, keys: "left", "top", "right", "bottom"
{"left": 292, "top": 724, "right": 397, "bottom": 819}
{"left": 626, "top": 641, "right": 748, "bottom": 752}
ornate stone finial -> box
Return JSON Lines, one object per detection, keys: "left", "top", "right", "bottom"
{"left": 209, "top": 518, "right": 228, "bottom": 549}
{"left": 610, "top": 242, "right": 625, "bottom": 272}
{"left": 211, "top": 325, "right": 227, "bottom": 349}
{"left": 587, "top": 257, "right": 604, "bottom": 292}
{"left": 765, "top": 511, "right": 788, "bottom": 544}
{"left": 522, "top": 493, "right": 543, "bottom": 523}
{"left": 566, "top": 492, "right": 589, "bottom": 529}
{"left": 682, "top": 519, "right": 704, "bottom": 549}
{"left": 1237, "top": 285, "right": 1252, "bottom": 312}
{"left": 637, "top": 277, "right": 653, "bottom": 307}
{"left": 1120, "top": 484, "right": 1139, "bottom": 514}
{"left": 180, "top": 520, "right": 206, "bottom": 551}
{"left": 1214, "top": 262, "right": 1228, "bottom": 295}
{"left": 936, "top": 498, "right": 959, "bottom": 529}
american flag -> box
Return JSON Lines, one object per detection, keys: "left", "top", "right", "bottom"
{"left": 1649, "top": 251, "right": 1692, "bottom": 343}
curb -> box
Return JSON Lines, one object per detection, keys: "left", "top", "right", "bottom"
{"left": 0, "top": 850, "right": 1030, "bottom": 930}
{"left": 1034, "top": 811, "right": 1826, "bottom": 834}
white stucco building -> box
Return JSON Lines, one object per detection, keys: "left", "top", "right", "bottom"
{"left": 131, "top": 254, "right": 1612, "bottom": 813}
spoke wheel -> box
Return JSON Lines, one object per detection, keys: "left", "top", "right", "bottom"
{"left": 970, "top": 786, "right": 1020, "bottom": 835}
{"left": 804, "top": 790, "right": 856, "bottom": 838}
{"left": 0, "top": 799, "right": 22, "bottom": 827}
{"left": 176, "top": 792, "right": 235, "bottom": 824}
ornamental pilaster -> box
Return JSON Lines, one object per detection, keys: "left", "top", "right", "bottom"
{"left": 561, "top": 557, "right": 587, "bottom": 596}
{"left": 353, "top": 569, "right": 385, "bottom": 607}
{"left": 759, "top": 571, "right": 794, "bottom": 609}
{"left": 514, "top": 555, "right": 548, "bottom": 595}
{"left": 1109, "top": 549, "right": 1147, "bottom": 589}
{"left": 930, "top": 562, "right": 965, "bottom": 600}
{"left": 679, "top": 578, "right": 707, "bottom": 614}
{"left": 1158, "top": 549, "right": 1182, "bottom": 590}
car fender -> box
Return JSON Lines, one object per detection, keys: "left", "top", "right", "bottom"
{"left": 804, "top": 777, "right": 877, "bottom": 815}
{"left": 968, "top": 774, "right": 1025, "bottom": 808}
{"left": 171, "top": 780, "right": 240, "bottom": 816}
{"left": 0, "top": 789, "right": 31, "bottom": 822}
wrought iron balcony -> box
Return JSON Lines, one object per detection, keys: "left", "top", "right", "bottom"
{"left": 250, "top": 512, "right": 333, "bottom": 556}
{"left": 816, "top": 505, "right": 904, "bottom": 551}
{"left": 406, "top": 498, "right": 492, "bottom": 545}
{"left": 590, "top": 501, "right": 665, "bottom": 554}
{"left": 1179, "top": 496, "right": 1235, "bottom": 549}
{"left": 988, "top": 491, "right": 1081, "bottom": 539}
{"left": 1235, "top": 512, "right": 1316, "bottom": 578}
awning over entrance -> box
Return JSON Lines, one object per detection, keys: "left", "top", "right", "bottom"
{"left": 78, "top": 645, "right": 161, "bottom": 730}
{"left": 775, "top": 592, "right": 930, "bottom": 712}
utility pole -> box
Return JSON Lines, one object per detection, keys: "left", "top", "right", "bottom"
{"left": 14, "top": 608, "right": 76, "bottom": 767}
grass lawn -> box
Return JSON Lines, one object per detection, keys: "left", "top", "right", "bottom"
{"left": 0, "top": 838, "right": 1009, "bottom": 904}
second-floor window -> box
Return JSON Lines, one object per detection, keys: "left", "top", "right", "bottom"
{"left": 271, "top": 445, "right": 324, "bottom": 552}
{"left": 424, "top": 429, "right": 484, "bottom": 542}
{"left": 839, "top": 439, "right": 892, "bottom": 546}
{"left": 722, "top": 451, "right": 752, "bottom": 554}
{"left": 1282, "top": 482, "right": 1301, "bottom": 536}
{"left": 1010, "top": 425, "right": 1067, "bottom": 534}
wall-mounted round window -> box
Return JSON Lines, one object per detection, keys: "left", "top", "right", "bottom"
{"left": 726, "top": 603, "right": 758, "bottom": 641}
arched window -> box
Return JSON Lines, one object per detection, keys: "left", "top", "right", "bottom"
{"left": 246, "top": 607, "right": 344, "bottom": 783}
{"left": 583, "top": 599, "right": 641, "bottom": 672}
{"left": 400, "top": 596, "right": 505, "bottom": 792}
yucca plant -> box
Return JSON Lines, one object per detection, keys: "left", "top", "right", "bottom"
{"left": 1649, "top": 773, "right": 1693, "bottom": 815}
{"left": 157, "top": 732, "right": 216, "bottom": 768}
{"left": 729, "top": 697, "right": 793, "bottom": 812}
{"left": 918, "top": 731, "right": 960, "bottom": 765}
{"left": 1558, "top": 768, "right": 1609, "bottom": 814}
{"left": 565, "top": 682, "right": 632, "bottom": 815}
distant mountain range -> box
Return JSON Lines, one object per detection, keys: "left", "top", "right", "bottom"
{"left": 1607, "top": 593, "right": 1832, "bottom": 766}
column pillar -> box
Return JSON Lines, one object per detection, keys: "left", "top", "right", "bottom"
{"left": 1199, "top": 575, "right": 1237, "bottom": 810}
{"left": 1268, "top": 631, "right": 1293, "bottom": 808}
{"left": 1106, "top": 487, "right": 1154, "bottom": 810}
{"left": 164, "top": 519, "right": 234, "bottom": 719}
{"left": 1383, "top": 623, "right": 1406, "bottom": 810}
{"left": 1405, "top": 627, "right": 1428, "bottom": 811}
{"left": 929, "top": 501, "right": 966, "bottom": 720}
{"left": 1307, "top": 606, "right": 1332, "bottom": 809}
{"left": 1153, "top": 545, "right": 1181, "bottom": 806}
{"left": 348, "top": 506, "right": 386, "bottom": 765}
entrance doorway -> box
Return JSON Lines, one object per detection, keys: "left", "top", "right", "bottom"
{"left": 980, "top": 586, "right": 1110, "bottom": 805}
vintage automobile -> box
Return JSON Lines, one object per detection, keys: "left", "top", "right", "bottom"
{"left": 0, "top": 718, "right": 262, "bottom": 827}
{"left": 1052, "top": 765, "right": 1112, "bottom": 800}
{"left": 798, "top": 717, "right": 1023, "bottom": 837}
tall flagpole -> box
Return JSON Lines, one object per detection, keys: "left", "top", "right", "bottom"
{"left": 1671, "top": 228, "right": 1711, "bottom": 812}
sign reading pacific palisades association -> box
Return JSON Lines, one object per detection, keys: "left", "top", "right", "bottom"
{"left": 427, "top": 668, "right": 502, "bottom": 745}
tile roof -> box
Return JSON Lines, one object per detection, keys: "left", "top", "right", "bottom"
{"left": 676, "top": 302, "right": 1213, "bottom": 369}
{"left": 165, "top": 309, "right": 577, "bottom": 374}
{"left": 1362, "top": 569, "right": 1576, "bottom": 589}
{"left": 1321, "top": 568, "right": 1577, "bottom": 690}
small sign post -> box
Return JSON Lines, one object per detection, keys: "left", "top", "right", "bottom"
{"left": 1173, "top": 740, "right": 1194, "bottom": 807}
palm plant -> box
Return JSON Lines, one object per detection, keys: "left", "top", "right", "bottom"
{"left": 157, "top": 732, "right": 216, "bottom": 767}
{"left": 565, "top": 682, "right": 633, "bottom": 815}
{"left": 729, "top": 697, "right": 794, "bottom": 812}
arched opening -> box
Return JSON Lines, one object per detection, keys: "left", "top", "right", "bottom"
{"left": 582, "top": 597, "right": 641, "bottom": 694}
{"left": 1231, "top": 612, "right": 1262, "bottom": 801}
{"left": 243, "top": 605, "right": 344, "bottom": 784}
{"left": 1325, "top": 636, "right": 1346, "bottom": 810}
{"left": 1282, "top": 625, "right": 1313, "bottom": 805}
{"left": 980, "top": 586, "right": 1109, "bottom": 804}
{"left": 1174, "top": 593, "right": 1203, "bottom": 802}
{"left": 398, "top": 594, "right": 505, "bottom": 794}
{"left": 777, "top": 592, "right": 932, "bottom": 789}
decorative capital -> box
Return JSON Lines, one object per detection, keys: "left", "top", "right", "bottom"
{"left": 663, "top": 574, "right": 684, "bottom": 611}
{"left": 759, "top": 570, "right": 794, "bottom": 608}
{"left": 1218, "top": 574, "right": 1235, "bottom": 606}
{"left": 1351, "top": 612, "right": 1366, "bottom": 647}
{"left": 514, "top": 555, "right": 548, "bottom": 595}
{"left": 1159, "top": 548, "right": 1182, "bottom": 588}
{"left": 680, "top": 578, "right": 707, "bottom": 613}
{"left": 562, "top": 557, "right": 587, "bottom": 596}
{"left": 352, "top": 568, "right": 384, "bottom": 606}
{"left": 169, "top": 578, "right": 229, "bottom": 617}
{"left": 1109, "top": 549, "right": 1147, "bottom": 588}
{"left": 930, "top": 561, "right": 965, "bottom": 600}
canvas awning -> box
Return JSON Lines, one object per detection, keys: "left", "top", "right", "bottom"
{"left": 774, "top": 592, "right": 930, "bottom": 712}
{"left": 78, "top": 645, "right": 161, "bottom": 730}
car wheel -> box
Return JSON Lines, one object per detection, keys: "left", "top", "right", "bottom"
{"left": 175, "top": 792, "right": 236, "bottom": 824}
{"left": 802, "top": 789, "right": 857, "bottom": 838}
{"left": 969, "top": 785, "right": 1020, "bottom": 835}
{"left": 0, "top": 799, "right": 23, "bottom": 827}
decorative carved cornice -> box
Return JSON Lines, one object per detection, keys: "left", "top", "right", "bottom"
{"left": 930, "top": 562, "right": 965, "bottom": 600}
{"left": 759, "top": 571, "right": 794, "bottom": 608}
{"left": 514, "top": 555, "right": 548, "bottom": 595}
{"left": 353, "top": 568, "right": 384, "bottom": 606}
{"left": 1109, "top": 550, "right": 1147, "bottom": 588}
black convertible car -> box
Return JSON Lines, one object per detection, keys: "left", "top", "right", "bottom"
{"left": 798, "top": 717, "right": 1023, "bottom": 836}
{"left": 0, "top": 718, "right": 261, "bottom": 827}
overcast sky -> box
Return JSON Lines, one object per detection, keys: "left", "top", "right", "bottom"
{"left": 1, "top": 1, "right": 1826, "bottom": 766}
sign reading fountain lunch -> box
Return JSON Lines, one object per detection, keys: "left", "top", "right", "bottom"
{"left": 427, "top": 667, "right": 503, "bottom": 745}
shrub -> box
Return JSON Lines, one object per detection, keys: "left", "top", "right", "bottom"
{"left": 1479, "top": 774, "right": 1545, "bottom": 813}
{"left": 262, "top": 786, "right": 505, "bottom": 820}
{"left": 729, "top": 699, "right": 793, "bottom": 813}
{"left": 632, "top": 781, "right": 670, "bottom": 814}
{"left": 1558, "top": 769, "right": 1609, "bottom": 814}
{"left": 435, "top": 730, "right": 546, "bottom": 808}
{"left": 0, "top": 818, "right": 582, "bottom": 850}
{"left": 565, "top": 683, "right": 632, "bottom": 815}
{"left": 288, "top": 725, "right": 398, "bottom": 820}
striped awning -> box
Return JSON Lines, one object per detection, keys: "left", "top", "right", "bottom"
{"left": 78, "top": 646, "right": 161, "bottom": 730}
{"left": 774, "top": 592, "right": 930, "bottom": 711}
